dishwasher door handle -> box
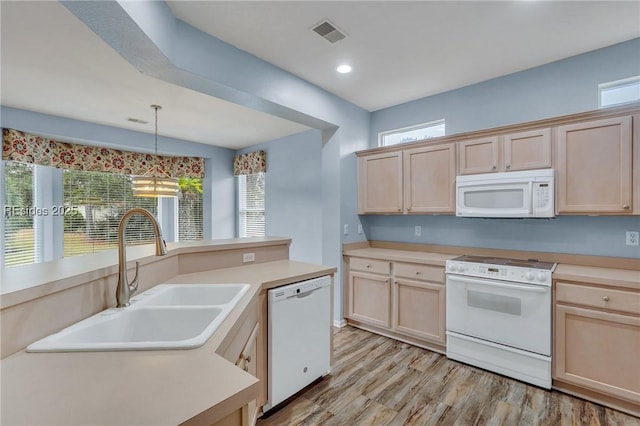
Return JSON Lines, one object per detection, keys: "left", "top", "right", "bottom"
{"left": 292, "top": 288, "right": 321, "bottom": 299}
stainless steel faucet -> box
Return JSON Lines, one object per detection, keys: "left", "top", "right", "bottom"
{"left": 116, "top": 208, "right": 168, "bottom": 307}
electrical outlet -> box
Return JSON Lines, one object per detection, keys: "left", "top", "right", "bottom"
{"left": 415, "top": 225, "right": 422, "bottom": 237}
{"left": 357, "top": 224, "right": 363, "bottom": 235}
{"left": 626, "top": 231, "right": 639, "bottom": 246}
{"left": 343, "top": 224, "right": 349, "bottom": 235}
{"left": 243, "top": 252, "right": 255, "bottom": 263}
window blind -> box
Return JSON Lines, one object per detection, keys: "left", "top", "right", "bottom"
{"left": 238, "top": 173, "right": 265, "bottom": 237}
{"left": 178, "top": 177, "right": 204, "bottom": 241}
{"left": 63, "top": 169, "right": 158, "bottom": 257}
{"left": 4, "top": 161, "right": 37, "bottom": 267}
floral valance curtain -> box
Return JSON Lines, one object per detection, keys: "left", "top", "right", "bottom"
{"left": 2, "top": 128, "right": 204, "bottom": 178}
{"left": 233, "top": 150, "right": 266, "bottom": 176}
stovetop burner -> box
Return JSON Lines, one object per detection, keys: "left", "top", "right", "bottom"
{"left": 452, "top": 255, "right": 556, "bottom": 270}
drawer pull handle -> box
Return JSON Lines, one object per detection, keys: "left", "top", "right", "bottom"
{"left": 492, "top": 165, "right": 497, "bottom": 170}
{"left": 623, "top": 205, "right": 630, "bottom": 210}
{"left": 415, "top": 271, "right": 420, "bottom": 275}
{"left": 603, "top": 296, "right": 610, "bottom": 302}
{"left": 366, "top": 264, "right": 371, "bottom": 268}
{"left": 506, "top": 164, "right": 511, "bottom": 169}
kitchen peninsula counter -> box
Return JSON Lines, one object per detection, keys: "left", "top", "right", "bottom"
{"left": 1, "top": 259, "right": 336, "bottom": 425}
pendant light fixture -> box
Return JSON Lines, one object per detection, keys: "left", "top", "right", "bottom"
{"left": 132, "top": 105, "right": 179, "bottom": 198}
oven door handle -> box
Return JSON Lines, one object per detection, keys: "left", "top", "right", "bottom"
{"left": 448, "top": 275, "right": 549, "bottom": 293}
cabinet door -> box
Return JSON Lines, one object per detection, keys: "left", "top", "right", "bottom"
{"left": 555, "top": 305, "right": 640, "bottom": 403}
{"left": 503, "top": 128, "right": 552, "bottom": 171}
{"left": 458, "top": 137, "right": 500, "bottom": 175}
{"left": 237, "top": 323, "right": 260, "bottom": 426}
{"left": 392, "top": 279, "right": 445, "bottom": 344}
{"left": 348, "top": 271, "right": 391, "bottom": 328}
{"left": 403, "top": 143, "right": 456, "bottom": 214}
{"left": 556, "top": 116, "right": 633, "bottom": 213}
{"left": 358, "top": 152, "right": 403, "bottom": 214}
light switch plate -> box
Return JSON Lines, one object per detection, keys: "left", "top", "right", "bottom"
{"left": 626, "top": 231, "right": 639, "bottom": 246}
{"left": 415, "top": 225, "right": 422, "bottom": 237}
{"left": 243, "top": 253, "right": 255, "bottom": 262}
{"left": 343, "top": 224, "right": 349, "bottom": 235}
{"left": 357, "top": 224, "right": 363, "bottom": 234}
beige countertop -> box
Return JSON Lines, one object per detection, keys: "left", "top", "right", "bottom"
{"left": 0, "top": 237, "right": 291, "bottom": 308}
{"left": 1, "top": 260, "right": 336, "bottom": 426}
{"left": 553, "top": 264, "right": 640, "bottom": 290}
{"left": 343, "top": 247, "right": 454, "bottom": 266}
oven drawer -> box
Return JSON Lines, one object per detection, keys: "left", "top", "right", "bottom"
{"left": 556, "top": 282, "right": 640, "bottom": 315}
{"left": 394, "top": 262, "right": 444, "bottom": 283}
{"left": 350, "top": 257, "right": 390, "bottom": 275}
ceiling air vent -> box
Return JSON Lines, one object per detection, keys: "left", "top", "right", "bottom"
{"left": 312, "top": 19, "right": 346, "bottom": 44}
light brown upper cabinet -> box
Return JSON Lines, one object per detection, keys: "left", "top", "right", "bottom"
{"left": 357, "top": 151, "right": 403, "bottom": 214}
{"left": 403, "top": 143, "right": 456, "bottom": 214}
{"left": 458, "top": 136, "right": 500, "bottom": 175}
{"left": 556, "top": 116, "right": 633, "bottom": 214}
{"left": 458, "top": 129, "right": 552, "bottom": 175}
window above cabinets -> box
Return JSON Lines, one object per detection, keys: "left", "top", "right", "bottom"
{"left": 599, "top": 76, "right": 640, "bottom": 108}
{"left": 378, "top": 119, "right": 445, "bottom": 147}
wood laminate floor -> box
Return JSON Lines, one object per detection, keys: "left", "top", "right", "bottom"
{"left": 257, "top": 326, "right": 640, "bottom": 426}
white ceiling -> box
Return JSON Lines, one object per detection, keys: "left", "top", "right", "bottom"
{"left": 1, "top": 1, "right": 639, "bottom": 150}
{"left": 168, "top": 1, "right": 640, "bottom": 112}
{"left": 0, "top": 1, "right": 309, "bottom": 150}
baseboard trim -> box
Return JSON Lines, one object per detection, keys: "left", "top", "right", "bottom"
{"left": 333, "top": 319, "right": 347, "bottom": 328}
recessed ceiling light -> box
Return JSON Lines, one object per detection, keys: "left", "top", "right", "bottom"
{"left": 337, "top": 64, "right": 352, "bottom": 74}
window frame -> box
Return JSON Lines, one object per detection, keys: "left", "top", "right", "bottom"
{"left": 378, "top": 119, "right": 445, "bottom": 147}
{"left": 236, "top": 172, "right": 265, "bottom": 238}
{"left": 598, "top": 75, "right": 640, "bottom": 108}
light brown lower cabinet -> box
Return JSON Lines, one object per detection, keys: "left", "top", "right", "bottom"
{"left": 348, "top": 270, "right": 391, "bottom": 328}
{"left": 392, "top": 278, "right": 445, "bottom": 344}
{"left": 555, "top": 305, "right": 640, "bottom": 403}
{"left": 554, "top": 280, "right": 640, "bottom": 415}
{"left": 346, "top": 257, "right": 446, "bottom": 352}
{"left": 236, "top": 323, "right": 260, "bottom": 426}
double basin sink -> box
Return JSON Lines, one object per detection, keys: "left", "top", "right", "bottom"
{"left": 27, "top": 284, "right": 250, "bottom": 352}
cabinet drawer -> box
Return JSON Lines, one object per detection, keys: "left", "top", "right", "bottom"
{"left": 350, "top": 257, "right": 390, "bottom": 275}
{"left": 394, "top": 262, "right": 444, "bottom": 283}
{"left": 556, "top": 282, "right": 640, "bottom": 315}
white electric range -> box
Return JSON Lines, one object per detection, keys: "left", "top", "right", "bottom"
{"left": 445, "top": 255, "right": 556, "bottom": 389}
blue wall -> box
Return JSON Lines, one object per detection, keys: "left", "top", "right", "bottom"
{"left": 364, "top": 38, "right": 640, "bottom": 259}
{"left": 371, "top": 38, "right": 640, "bottom": 144}
{"left": 238, "top": 130, "right": 324, "bottom": 264}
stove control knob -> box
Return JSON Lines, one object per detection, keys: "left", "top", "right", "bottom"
{"left": 525, "top": 271, "right": 534, "bottom": 281}
{"left": 459, "top": 264, "right": 467, "bottom": 273}
{"left": 449, "top": 263, "right": 457, "bottom": 272}
{"left": 537, "top": 273, "right": 546, "bottom": 282}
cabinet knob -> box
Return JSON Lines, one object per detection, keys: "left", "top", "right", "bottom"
{"left": 623, "top": 205, "right": 630, "bottom": 210}
{"left": 245, "top": 355, "right": 252, "bottom": 363}
{"left": 506, "top": 164, "right": 511, "bottom": 169}
{"left": 407, "top": 207, "right": 412, "bottom": 212}
{"left": 366, "top": 264, "right": 371, "bottom": 268}
{"left": 492, "top": 165, "right": 497, "bottom": 170}
{"left": 603, "top": 296, "right": 610, "bottom": 302}
{"left": 415, "top": 271, "right": 420, "bottom": 275}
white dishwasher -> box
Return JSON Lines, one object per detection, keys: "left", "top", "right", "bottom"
{"left": 265, "top": 275, "right": 331, "bottom": 412}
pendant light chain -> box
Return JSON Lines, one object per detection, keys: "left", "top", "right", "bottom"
{"left": 131, "top": 104, "right": 179, "bottom": 198}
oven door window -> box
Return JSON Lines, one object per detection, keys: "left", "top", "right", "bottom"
{"left": 467, "top": 290, "right": 521, "bottom": 316}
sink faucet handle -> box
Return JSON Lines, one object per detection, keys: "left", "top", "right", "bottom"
{"left": 129, "top": 261, "right": 140, "bottom": 293}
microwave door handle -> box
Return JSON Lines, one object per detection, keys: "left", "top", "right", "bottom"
{"left": 529, "top": 181, "right": 534, "bottom": 215}
{"left": 448, "top": 275, "right": 548, "bottom": 293}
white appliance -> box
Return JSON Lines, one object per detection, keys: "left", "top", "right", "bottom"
{"left": 456, "top": 169, "right": 554, "bottom": 218}
{"left": 446, "top": 256, "right": 556, "bottom": 388}
{"left": 265, "top": 276, "right": 331, "bottom": 412}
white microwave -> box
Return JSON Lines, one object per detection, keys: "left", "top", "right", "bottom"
{"left": 456, "top": 169, "right": 554, "bottom": 218}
